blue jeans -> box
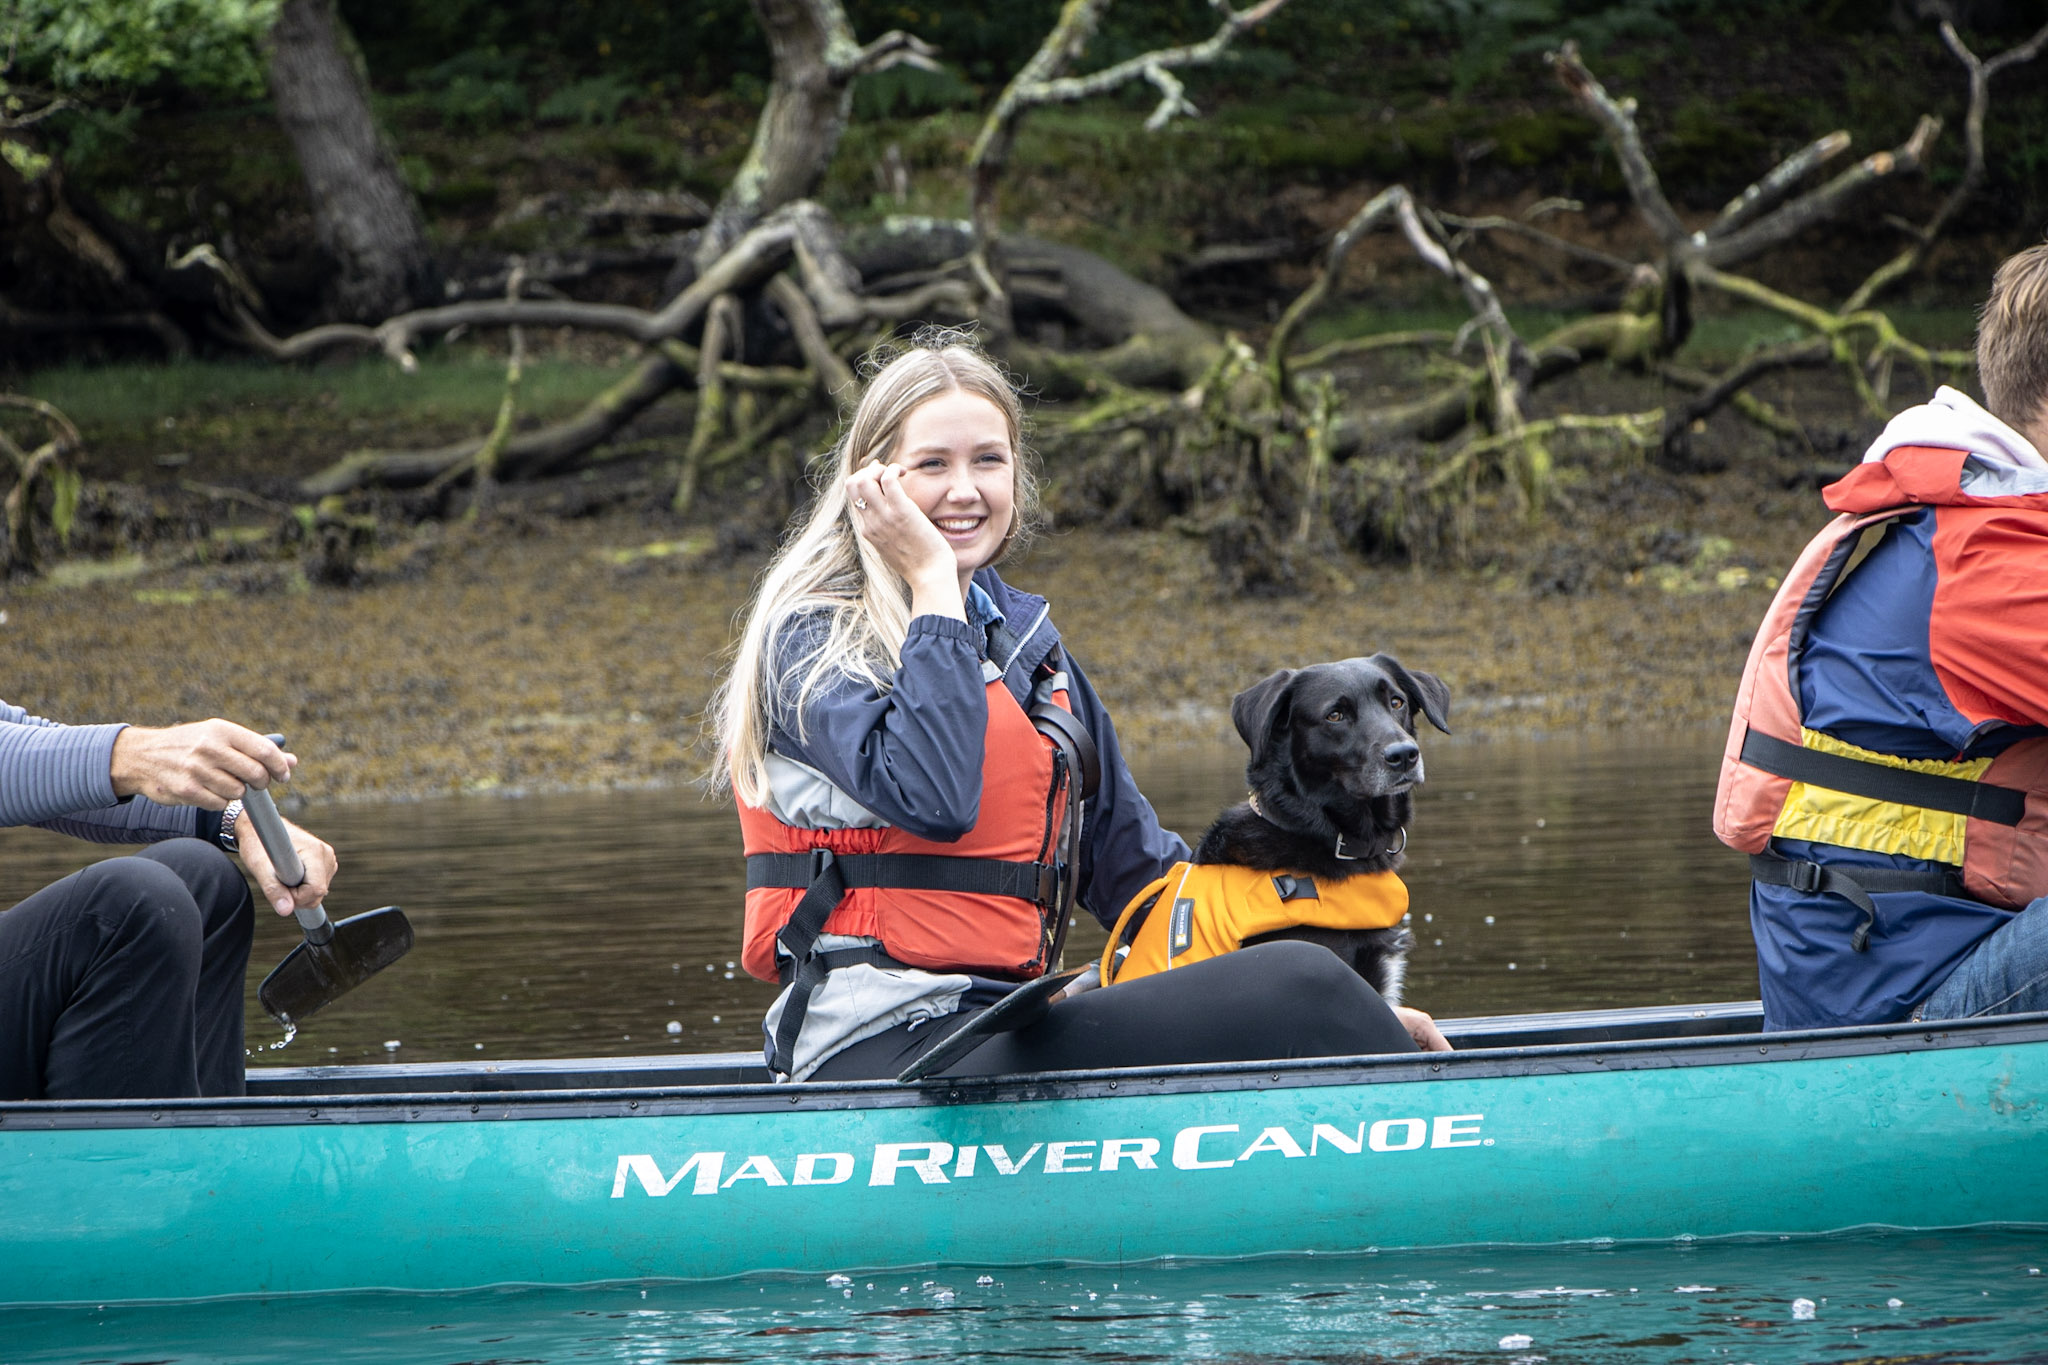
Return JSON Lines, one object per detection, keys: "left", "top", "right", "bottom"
{"left": 1917, "top": 895, "right": 2048, "bottom": 1020}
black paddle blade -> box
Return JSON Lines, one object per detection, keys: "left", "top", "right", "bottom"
{"left": 895, "top": 964, "right": 1095, "bottom": 1084}
{"left": 258, "top": 905, "right": 414, "bottom": 1026}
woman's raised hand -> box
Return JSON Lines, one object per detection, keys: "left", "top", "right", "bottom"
{"left": 845, "top": 464, "right": 965, "bottom": 620}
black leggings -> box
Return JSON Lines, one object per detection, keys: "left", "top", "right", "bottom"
{"left": 0, "top": 839, "right": 255, "bottom": 1101}
{"left": 809, "top": 939, "right": 1417, "bottom": 1081}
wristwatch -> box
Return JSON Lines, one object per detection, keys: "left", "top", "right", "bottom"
{"left": 218, "top": 798, "right": 245, "bottom": 853}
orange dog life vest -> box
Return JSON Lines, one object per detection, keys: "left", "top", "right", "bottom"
{"left": 1100, "top": 861, "right": 1409, "bottom": 985}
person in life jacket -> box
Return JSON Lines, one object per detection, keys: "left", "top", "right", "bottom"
{"left": 712, "top": 330, "right": 1422, "bottom": 1081}
{"left": 1715, "top": 243, "right": 2048, "bottom": 1031}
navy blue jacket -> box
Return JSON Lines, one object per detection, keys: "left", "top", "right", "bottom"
{"left": 766, "top": 567, "right": 1190, "bottom": 929}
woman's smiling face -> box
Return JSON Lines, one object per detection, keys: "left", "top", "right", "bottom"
{"left": 888, "top": 389, "right": 1017, "bottom": 589}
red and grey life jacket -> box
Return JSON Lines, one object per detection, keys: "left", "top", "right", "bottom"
{"left": 1715, "top": 446, "right": 2048, "bottom": 952}
{"left": 739, "top": 652, "right": 1099, "bottom": 1076}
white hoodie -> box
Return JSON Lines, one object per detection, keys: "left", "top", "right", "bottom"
{"left": 1865, "top": 385, "right": 2048, "bottom": 495}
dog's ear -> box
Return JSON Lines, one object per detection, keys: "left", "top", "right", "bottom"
{"left": 1367, "top": 653, "right": 1452, "bottom": 735}
{"left": 1231, "top": 668, "right": 1298, "bottom": 765}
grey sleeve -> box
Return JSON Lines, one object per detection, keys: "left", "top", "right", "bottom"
{"left": 0, "top": 701, "right": 202, "bottom": 844}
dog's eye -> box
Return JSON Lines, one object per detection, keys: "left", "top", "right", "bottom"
{"left": 1324, "top": 708, "right": 1346, "bottom": 724}
{"left": 1388, "top": 695, "right": 1405, "bottom": 711}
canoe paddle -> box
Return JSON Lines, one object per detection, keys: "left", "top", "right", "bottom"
{"left": 243, "top": 739, "right": 414, "bottom": 1026}
{"left": 895, "top": 962, "right": 1099, "bottom": 1083}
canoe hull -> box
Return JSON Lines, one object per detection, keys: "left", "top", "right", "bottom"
{"left": 5, "top": 1013, "right": 2046, "bottom": 1304}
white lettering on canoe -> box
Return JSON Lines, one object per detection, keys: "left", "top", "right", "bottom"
{"left": 1100, "top": 1137, "right": 1159, "bottom": 1171}
{"left": 869, "top": 1141, "right": 955, "bottom": 1186}
{"left": 1171, "top": 1124, "right": 1239, "bottom": 1170}
{"left": 1236, "top": 1127, "right": 1307, "bottom": 1161}
{"left": 609, "top": 1114, "right": 1486, "bottom": 1198}
{"left": 612, "top": 1152, "right": 723, "bottom": 1197}
{"left": 1044, "top": 1141, "right": 1096, "bottom": 1173}
{"left": 1432, "top": 1114, "right": 1484, "bottom": 1148}
{"left": 793, "top": 1153, "right": 854, "bottom": 1185}
{"left": 1311, "top": 1123, "right": 1363, "bottom": 1155}
{"left": 982, "top": 1142, "right": 1041, "bottom": 1175}
{"left": 722, "top": 1155, "right": 787, "bottom": 1188}
{"left": 1371, "top": 1118, "right": 1427, "bottom": 1151}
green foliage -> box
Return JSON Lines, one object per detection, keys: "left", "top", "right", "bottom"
{"left": 850, "top": 64, "right": 978, "bottom": 120}
{"left": 408, "top": 47, "right": 529, "bottom": 132}
{"left": 2, "top": 0, "right": 279, "bottom": 97}
{"left": 1, "top": 0, "right": 278, "bottom": 178}
{"left": 536, "top": 72, "right": 638, "bottom": 126}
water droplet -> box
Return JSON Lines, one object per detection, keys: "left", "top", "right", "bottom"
{"left": 1792, "top": 1297, "right": 1817, "bottom": 1320}
{"left": 828, "top": 1274, "right": 852, "bottom": 1287}
{"left": 1887, "top": 1297, "right": 1903, "bottom": 1308}
{"left": 711, "top": 1015, "right": 721, "bottom": 1023}
{"left": 666, "top": 1021, "right": 683, "bottom": 1034}
{"left": 726, "top": 961, "right": 736, "bottom": 969}
{"left": 977, "top": 1275, "right": 994, "bottom": 1286}
{"left": 1508, "top": 962, "right": 1518, "bottom": 971}
{"left": 1484, "top": 915, "right": 1496, "bottom": 924}
{"left": 724, "top": 971, "right": 735, "bottom": 980}
{"left": 1499, "top": 1335, "right": 1533, "bottom": 1350}
{"left": 383, "top": 1040, "right": 401, "bottom": 1051}
{"left": 474, "top": 1043, "right": 485, "bottom": 1050}
{"left": 1535, "top": 818, "right": 1545, "bottom": 828}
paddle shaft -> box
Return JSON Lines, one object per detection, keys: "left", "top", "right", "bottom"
{"left": 242, "top": 735, "right": 333, "bottom": 947}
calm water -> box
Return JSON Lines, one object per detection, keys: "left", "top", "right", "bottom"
{"left": 9, "top": 732, "right": 2048, "bottom": 1359}
{"left": 1, "top": 731, "right": 1760, "bottom": 1066}
{"left": 8, "top": 1232, "right": 2048, "bottom": 1363}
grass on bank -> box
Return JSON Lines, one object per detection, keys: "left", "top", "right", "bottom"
{"left": 14, "top": 345, "right": 633, "bottom": 481}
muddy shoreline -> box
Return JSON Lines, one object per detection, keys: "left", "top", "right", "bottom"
{"left": 2, "top": 481, "right": 1789, "bottom": 806}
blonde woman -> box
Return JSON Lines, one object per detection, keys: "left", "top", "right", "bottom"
{"left": 716, "top": 330, "right": 1418, "bottom": 1081}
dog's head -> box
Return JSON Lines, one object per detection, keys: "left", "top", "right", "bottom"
{"left": 1230, "top": 654, "right": 1451, "bottom": 850}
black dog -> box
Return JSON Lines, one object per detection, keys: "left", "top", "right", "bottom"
{"left": 1192, "top": 654, "right": 1451, "bottom": 1003}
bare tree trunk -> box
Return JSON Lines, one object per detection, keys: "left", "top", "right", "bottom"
{"left": 695, "top": 0, "right": 933, "bottom": 274}
{"left": 268, "top": 0, "right": 437, "bottom": 321}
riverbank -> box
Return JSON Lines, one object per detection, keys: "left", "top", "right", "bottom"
{"left": 2, "top": 469, "right": 1788, "bottom": 804}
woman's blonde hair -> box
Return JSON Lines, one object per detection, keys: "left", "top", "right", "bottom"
{"left": 713, "top": 329, "right": 1037, "bottom": 803}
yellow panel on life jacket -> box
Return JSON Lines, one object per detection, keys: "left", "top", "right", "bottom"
{"left": 1771, "top": 727, "right": 1995, "bottom": 867}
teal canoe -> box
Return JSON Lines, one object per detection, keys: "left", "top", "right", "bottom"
{"left": 4, "top": 1000, "right": 2046, "bottom": 1306}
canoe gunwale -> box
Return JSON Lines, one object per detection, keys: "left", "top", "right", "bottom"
{"left": 7, "top": 1004, "right": 2048, "bottom": 1131}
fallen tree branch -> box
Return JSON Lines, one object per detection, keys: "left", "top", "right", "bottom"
{"left": 967, "top": 0, "right": 1291, "bottom": 320}
{"left": 674, "top": 292, "right": 743, "bottom": 514}
{"left": 1436, "top": 209, "right": 1639, "bottom": 275}
{"left": 1843, "top": 15, "right": 2048, "bottom": 312}
{"left": 1546, "top": 42, "right": 1687, "bottom": 249}
{"left": 236, "top": 205, "right": 813, "bottom": 368}
{"left": 1702, "top": 115, "right": 1939, "bottom": 269}
{"left": 1657, "top": 336, "right": 1831, "bottom": 467}
{"left": 1711, "top": 131, "right": 1852, "bottom": 238}
{"left": 765, "top": 272, "right": 856, "bottom": 404}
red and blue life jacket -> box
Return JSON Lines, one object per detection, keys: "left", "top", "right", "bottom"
{"left": 1715, "top": 443, "right": 2048, "bottom": 1028}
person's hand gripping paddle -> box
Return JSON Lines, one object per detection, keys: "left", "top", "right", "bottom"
{"left": 244, "top": 739, "right": 414, "bottom": 1026}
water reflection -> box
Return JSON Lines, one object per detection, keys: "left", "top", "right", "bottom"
{"left": 0, "top": 732, "right": 1756, "bottom": 1065}
{"left": 10, "top": 1228, "right": 2048, "bottom": 1364}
